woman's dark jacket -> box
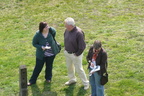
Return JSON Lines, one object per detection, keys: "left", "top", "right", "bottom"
{"left": 32, "top": 27, "right": 59, "bottom": 60}
{"left": 86, "top": 46, "right": 108, "bottom": 75}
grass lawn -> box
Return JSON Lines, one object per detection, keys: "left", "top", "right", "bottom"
{"left": 0, "top": 0, "right": 144, "bottom": 96}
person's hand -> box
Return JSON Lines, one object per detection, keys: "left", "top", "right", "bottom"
{"left": 89, "top": 70, "right": 95, "bottom": 76}
{"left": 42, "top": 46, "right": 46, "bottom": 50}
{"left": 90, "top": 62, "right": 94, "bottom": 67}
{"left": 90, "top": 70, "right": 95, "bottom": 74}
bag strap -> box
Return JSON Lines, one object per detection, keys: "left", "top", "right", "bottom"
{"left": 105, "top": 62, "right": 108, "bottom": 74}
{"left": 101, "top": 52, "right": 108, "bottom": 74}
{"left": 49, "top": 27, "right": 56, "bottom": 42}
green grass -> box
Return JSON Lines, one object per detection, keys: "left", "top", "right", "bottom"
{"left": 0, "top": 0, "right": 144, "bottom": 96}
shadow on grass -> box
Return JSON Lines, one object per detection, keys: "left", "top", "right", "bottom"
{"left": 76, "top": 86, "right": 87, "bottom": 96}
{"left": 65, "top": 83, "right": 76, "bottom": 96}
{"left": 30, "top": 82, "right": 57, "bottom": 96}
{"left": 42, "top": 82, "right": 57, "bottom": 96}
{"left": 31, "top": 84, "right": 42, "bottom": 96}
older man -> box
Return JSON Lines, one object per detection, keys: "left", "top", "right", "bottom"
{"left": 64, "top": 17, "right": 89, "bottom": 90}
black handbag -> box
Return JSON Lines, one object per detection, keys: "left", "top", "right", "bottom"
{"left": 100, "top": 72, "right": 108, "bottom": 85}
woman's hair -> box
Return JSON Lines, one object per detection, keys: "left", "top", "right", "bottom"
{"left": 39, "top": 22, "right": 48, "bottom": 33}
{"left": 93, "top": 40, "right": 102, "bottom": 49}
{"left": 64, "top": 17, "right": 75, "bottom": 26}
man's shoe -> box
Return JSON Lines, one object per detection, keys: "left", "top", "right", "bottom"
{"left": 46, "top": 80, "right": 51, "bottom": 83}
{"left": 84, "top": 84, "right": 89, "bottom": 90}
{"left": 65, "top": 80, "right": 76, "bottom": 85}
{"left": 27, "top": 82, "right": 35, "bottom": 86}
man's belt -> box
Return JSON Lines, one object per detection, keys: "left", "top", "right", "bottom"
{"left": 67, "top": 51, "right": 74, "bottom": 54}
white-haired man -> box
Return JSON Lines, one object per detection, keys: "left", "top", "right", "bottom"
{"left": 64, "top": 17, "right": 89, "bottom": 90}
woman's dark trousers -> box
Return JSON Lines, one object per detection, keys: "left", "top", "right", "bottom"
{"left": 29, "top": 56, "right": 55, "bottom": 84}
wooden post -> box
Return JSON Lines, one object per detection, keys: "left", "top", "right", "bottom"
{"left": 19, "top": 65, "right": 28, "bottom": 96}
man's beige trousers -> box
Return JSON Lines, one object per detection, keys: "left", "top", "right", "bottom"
{"left": 64, "top": 51, "right": 89, "bottom": 86}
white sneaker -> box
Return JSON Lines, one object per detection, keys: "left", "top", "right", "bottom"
{"left": 84, "top": 84, "right": 89, "bottom": 90}
{"left": 65, "top": 80, "right": 77, "bottom": 86}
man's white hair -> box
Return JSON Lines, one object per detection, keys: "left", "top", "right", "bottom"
{"left": 64, "top": 17, "right": 75, "bottom": 26}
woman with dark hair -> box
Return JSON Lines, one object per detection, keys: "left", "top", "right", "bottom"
{"left": 86, "top": 40, "right": 108, "bottom": 96}
{"left": 27, "top": 22, "right": 60, "bottom": 86}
